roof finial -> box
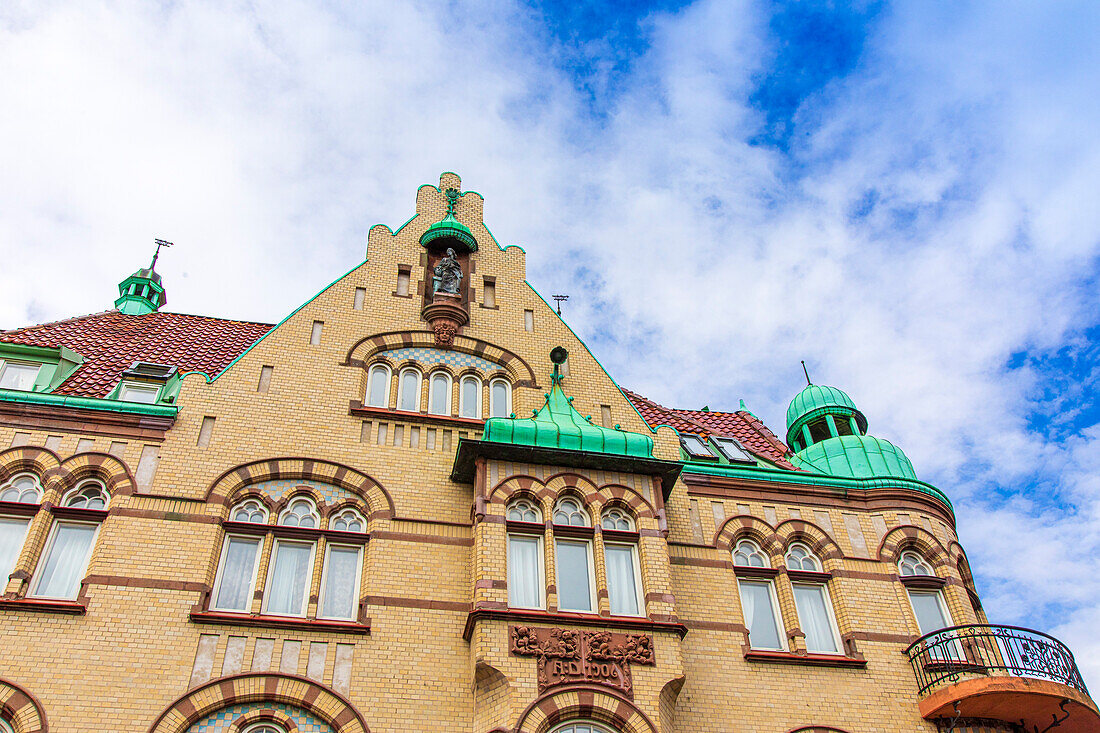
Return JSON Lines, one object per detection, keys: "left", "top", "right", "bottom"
{"left": 444, "top": 188, "right": 459, "bottom": 216}
{"left": 801, "top": 360, "right": 812, "bottom": 386}
{"left": 550, "top": 346, "right": 569, "bottom": 384}
{"left": 150, "top": 238, "right": 173, "bottom": 272}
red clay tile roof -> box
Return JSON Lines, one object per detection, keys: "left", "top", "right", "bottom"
{"left": 623, "top": 388, "right": 797, "bottom": 470}
{"left": 1, "top": 310, "right": 273, "bottom": 398}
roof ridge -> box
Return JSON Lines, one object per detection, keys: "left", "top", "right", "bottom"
{"left": 1, "top": 308, "right": 119, "bottom": 336}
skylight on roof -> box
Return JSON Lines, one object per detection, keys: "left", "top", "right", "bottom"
{"left": 713, "top": 437, "right": 756, "bottom": 464}
{"left": 680, "top": 434, "right": 714, "bottom": 459}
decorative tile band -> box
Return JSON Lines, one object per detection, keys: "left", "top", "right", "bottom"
{"left": 253, "top": 478, "right": 358, "bottom": 506}
{"left": 187, "top": 702, "right": 334, "bottom": 732}
{"left": 382, "top": 346, "right": 503, "bottom": 373}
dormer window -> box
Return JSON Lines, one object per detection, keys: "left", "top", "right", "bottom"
{"left": 118, "top": 381, "right": 160, "bottom": 404}
{"left": 114, "top": 362, "right": 177, "bottom": 404}
{"left": 0, "top": 360, "right": 40, "bottom": 391}
{"left": 713, "top": 437, "right": 756, "bottom": 464}
{"left": 680, "top": 434, "right": 715, "bottom": 459}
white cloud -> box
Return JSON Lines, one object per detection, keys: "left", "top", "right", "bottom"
{"left": 1, "top": 0, "right": 1098, "bottom": 691}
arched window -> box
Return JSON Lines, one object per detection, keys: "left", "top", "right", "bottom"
{"left": 733, "top": 539, "right": 769, "bottom": 568}
{"left": 397, "top": 367, "right": 421, "bottom": 412}
{"left": 553, "top": 497, "right": 589, "bottom": 527}
{"left": 428, "top": 371, "right": 452, "bottom": 416}
{"left": 62, "top": 481, "right": 110, "bottom": 510}
{"left": 231, "top": 499, "right": 269, "bottom": 524}
{"left": 459, "top": 375, "right": 481, "bottom": 419}
{"left": 785, "top": 542, "right": 821, "bottom": 572}
{"left": 507, "top": 499, "right": 544, "bottom": 610}
{"left": 279, "top": 498, "right": 319, "bottom": 528}
{"left": 330, "top": 508, "right": 366, "bottom": 533}
{"left": 241, "top": 723, "right": 287, "bottom": 733}
{"left": 551, "top": 723, "right": 617, "bottom": 733}
{"left": 366, "top": 364, "right": 391, "bottom": 408}
{"left": 489, "top": 378, "right": 511, "bottom": 418}
{"left": 507, "top": 498, "right": 541, "bottom": 523}
{"left": 899, "top": 550, "right": 934, "bottom": 577}
{"left": 600, "top": 507, "right": 634, "bottom": 531}
{"left": 0, "top": 473, "right": 41, "bottom": 503}
{"left": 31, "top": 481, "right": 109, "bottom": 600}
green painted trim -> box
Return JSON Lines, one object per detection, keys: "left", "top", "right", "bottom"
{"left": 681, "top": 461, "right": 952, "bottom": 512}
{"left": 392, "top": 215, "right": 417, "bottom": 235}
{"left": 523, "top": 280, "right": 656, "bottom": 435}
{"left": 480, "top": 223, "right": 506, "bottom": 252}
{"left": 0, "top": 344, "right": 85, "bottom": 393}
{"left": 207, "top": 262, "right": 364, "bottom": 383}
{"left": 0, "top": 388, "right": 178, "bottom": 417}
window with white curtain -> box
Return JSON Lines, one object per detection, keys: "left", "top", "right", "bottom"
{"left": 907, "top": 589, "right": 962, "bottom": 660}
{"left": 459, "top": 376, "right": 481, "bottom": 418}
{"left": 263, "top": 539, "right": 315, "bottom": 616}
{"left": 211, "top": 535, "right": 261, "bottom": 612}
{"left": 508, "top": 534, "right": 543, "bottom": 609}
{"left": 29, "top": 521, "right": 98, "bottom": 599}
{"left": 0, "top": 360, "right": 40, "bottom": 391}
{"left": 118, "top": 381, "right": 160, "bottom": 403}
{"left": 737, "top": 579, "right": 784, "bottom": 650}
{"left": 0, "top": 473, "right": 42, "bottom": 503}
{"left": 319, "top": 543, "right": 362, "bottom": 620}
{"left": 489, "top": 378, "right": 511, "bottom": 418}
{"left": 0, "top": 516, "right": 30, "bottom": 578}
{"left": 555, "top": 539, "right": 594, "bottom": 612}
{"left": 366, "top": 364, "right": 391, "bottom": 408}
{"left": 397, "top": 368, "right": 421, "bottom": 412}
{"left": 428, "top": 372, "right": 451, "bottom": 415}
{"left": 792, "top": 583, "right": 841, "bottom": 654}
{"left": 605, "top": 543, "right": 642, "bottom": 616}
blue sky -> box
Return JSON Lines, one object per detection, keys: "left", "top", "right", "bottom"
{"left": 2, "top": 0, "right": 1099, "bottom": 689}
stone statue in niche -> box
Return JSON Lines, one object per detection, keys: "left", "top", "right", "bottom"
{"left": 434, "top": 247, "right": 462, "bottom": 296}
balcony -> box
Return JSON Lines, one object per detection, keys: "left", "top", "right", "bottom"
{"left": 907, "top": 624, "right": 1100, "bottom": 732}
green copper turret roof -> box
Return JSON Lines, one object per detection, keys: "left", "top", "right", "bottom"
{"left": 790, "top": 434, "right": 918, "bottom": 480}
{"left": 419, "top": 188, "right": 477, "bottom": 252}
{"left": 786, "top": 383, "right": 868, "bottom": 445}
{"left": 482, "top": 379, "right": 654, "bottom": 458}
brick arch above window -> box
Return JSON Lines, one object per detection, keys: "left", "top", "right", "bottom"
{"left": 0, "top": 446, "right": 135, "bottom": 501}
{"left": 486, "top": 474, "right": 656, "bottom": 523}
{"left": 514, "top": 684, "right": 658, "bottom": 733}
{"left": 714, "top": 515, "right": 782, "bottom": 555}
{"left": 0, "top": 676, "right": 48, "bottom": 733}
{"left": 787, "top": 727, "right": 853, "bottom": 733}
{"left": 344, "top": 330, "right": 538, "bottom": 388}
{"left": 876, "top": 525, "right": 950, "bottom": 568}
{"left": 773, "top": 519, "right": 844, "bottom": 563}
{"left": 146, "top": 673, "right": 368, "bottom": 733}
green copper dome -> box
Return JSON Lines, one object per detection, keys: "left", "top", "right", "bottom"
{"left": 482, "top": 380, "right": 653, "bottom": 458}
{"left": 790, "top": 434, "right": 917, "bottom": 480}
{"left": 419, "top": 188, "right": 477, "bottom": 252}
{"left": 786, "top": 384, "right": 867, "bottom": 446}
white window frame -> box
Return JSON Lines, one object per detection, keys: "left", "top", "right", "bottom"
{"left": 732, "top": 538, "right": 770, "bottom": 568}
{"left": 507, "top": 499, "right": 542, "bottom": 524}
{"left": 899, "top": 550, "right": 935, "bottom": 577}
{"left": 61, "top": 481, "right": 110, "bottom": 510}
{"left": 428, "top": 371, "right": 452, "bottom": 416}
{"left": 459, "top": 375, "right": 482, "bottom": 419}
{"left": 712, "top": 437, "right": 756, "bottom": 464}
{"left": 278, "top": 497, "right": 320, "bottom": 528}
{"left": 0, "top": 472, "right": 43, "bottom": 504}
{"left": 0, "top": 359, "right": 41, "bottom": 391}
{"left": 507, "top": 533, "right": 545, "bottom": 610}
{"left": 785, "top": 542, "right": 822, "bottom": 572}
{"left": 209, "top": 533, "right": 263, "bottom": 612}
{"left": 230, "top": 499, "right": 269, "bottom": 524}
{"left": 680, "top": 434, "right": 714, "bottom": 458}
{"left": 736, "top": 577, "right": 787, "bottom": 651}
{"left": 553, "top": 497, "right": 590, "bottom": 527}
{"left": 118, "top": 381, "right": 160, "bottom": 404}
{"left": 604, "top": 541, "right": 644, "bottom": 617}
{"left": 317, "top": 542, "right": 363, "bottom": 621}
{"left": 261, "top": 537, "right": 317, "bottom": 617}
{"left": 601, "top": 507, "right": 635, "bottom": 531}
{"left": 396, "top": 367, "right": 422, "bottom": 413}
{"left": 791, "top": 581, "right": 844, "bottom": 655}
{"left": 0, "top": 514, "right": 31, "bottom": 577}
{"left": 489, "top": 378, "right": 512, "bottom": 418}
{"left": 29, "top": 519, "right": 101, "bottom": 600}
{"left": 554, "top": 538, "right": 596, "bottom": 613}
{"left": 330, "top": 507, "right": 367, "bottom": 533}
{"left": 366, "top": 364, "right": 392, "bottom": 408}
{"left": 241, "top": 722, "right": 288, "bottom": 733}
{"left": 907, "top": 588, "right": 964, "bottom": 660}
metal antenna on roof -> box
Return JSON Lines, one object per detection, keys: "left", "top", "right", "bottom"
{"left": 801, "top": 360, "right": 812, "bottom": 386}
{"left": 552, "top": 294, "right": 569, "bottom": 315}
{"left": 150, "top": 238, "right": 173, "bottom": 272}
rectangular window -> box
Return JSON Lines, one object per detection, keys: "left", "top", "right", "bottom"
{"left": 30, "top": 522, "right": 98, "bottom": 600}
{"left": 483, "top": 278, "right": 496, "bottom": 307}
{"left": 712, "top": 437, "right": 756, "bottom": 464}
{"left": 0, "top": 360, "right": 40, "bottom": 391}
{"left": 737, "top": 579, "right": 784, "bottom": 650}
{"left": 908, "top": 590, "right": 961, "bottom": 660}
{"left": 264, "top": 540, "right": 315, "bottom": 617}
{"left": 680, "top": 434, "right": 714, "bottom": 458}
{"left": 508, "top": 535, "right": 543, "bottom": 609}
{"left": 555, "top": 539, "right": 594, "bottom": 612}
{"left": 605, "top": 544, "right": 642, "bottom": 616}
{"left": 310, "top": 321, "right": 324, "bottom": 346}
{"left": 319, "top": 544, "right": 362, "bottom": 620}
{"left": 0, "top": 516, "right": 30, "bottom": 577}
{"left": 197, "top": 416, "right": 216, "bottom": 447}
{"left": 396, "top": 268, "right": 410, "bottom": 296}
{"left": 792, "top": 583, "right": 841, "bottom": 654}
{"left": 257, "top": 365, "right": 273, "bottom": 393}
{"left": 212, "top": 536, "right": 261, "bottom": 612}
{"left": 353, "top": 287, "right": 366, "bottom": 310}
{"left": 524, "top": 309, "right": 534, "bottom": 332}
{"left": 118, "top": 382, "right": 160, "bottom": 404}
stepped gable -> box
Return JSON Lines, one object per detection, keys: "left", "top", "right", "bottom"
{"left": 623, "top": 388, "right": 797, "bottom": 470}
{"left": 0, "top": 310, "right": 273, "bottom": 398}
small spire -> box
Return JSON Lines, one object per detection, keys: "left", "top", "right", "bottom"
{"left": 801, "top": 360, "right": 812, "bottom": 386}
{"left": 150, "top": 238, "right": 173, "bottom": 272}
{"left": 444, "top": 188, "right": 459, "bottom": 215}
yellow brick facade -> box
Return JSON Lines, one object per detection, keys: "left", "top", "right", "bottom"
{"left": 0, "top": 174, "right": 1079, "bottom": 733}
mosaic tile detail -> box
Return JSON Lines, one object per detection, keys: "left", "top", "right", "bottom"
{"left": 382, "top": 347, "right": 504, "bottom": 372}
{"left": 187, "top": 702, "right": 333, "bottom": 733}
{"left": 252, "top": 479, "right": 358, "bottom": 506}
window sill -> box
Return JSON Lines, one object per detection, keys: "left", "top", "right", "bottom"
{"left": 733, "top": 566, "right": 779, "bottom": 579}
{"left": 51, "top": 506, "right": 109, "bottom": 521}
{"left": 506, "top": 520, "right": 545, "bottom": 535}
{"left": 0, "top": 597, "right": 87, "bottom": 614}
{"left": 900, "top": 575, "right": 946, "bottom": 590}
{"left": 744, "top": 649, "right": 866, "bottom": 668}
{"left": 349, "top": 403, "right": 487, "bottom": 430}
{"left": 0, "top": 500, "right": 40, "bottom": 517}
{"left": 601, "top": 528, "right": 640, "bottom": 543}
{"left": 189, "top": 610, "right": 370, "bottom": 634}
{"left": 221, "top": 521, "right": 369, "bottom": 543}
{"left": 552, "top": 524, "right": 595, "bottom": 540}
{"left": 462, "top": 607, "right": 687, "bottom": 641}
{"left": 786, "top": 569, "right": 833, "bottom": 583}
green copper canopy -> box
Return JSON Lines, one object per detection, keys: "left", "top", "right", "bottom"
{"left": 786, "top": 383, "right": 867, "bottom": 445}
{"left": 482, "top": 380, "right": 654, "bottom": 458}
{"left": 419, "top": 189, "right": 477, "bottom": 252}
{"left": 790, "top": 434, "right": 917, "bottom": 480}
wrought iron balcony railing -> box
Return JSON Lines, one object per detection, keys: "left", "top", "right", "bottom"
{"left": 905, "top": 624, "right": 1089, "bottom": 697}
